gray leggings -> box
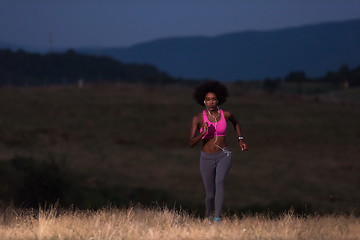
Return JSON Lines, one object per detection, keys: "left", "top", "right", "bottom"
{"left": 200, "top": 148, "right": 232, "bottom": 218}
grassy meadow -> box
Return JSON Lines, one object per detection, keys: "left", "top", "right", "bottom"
{"left": 0, "top": 83, "right": 360, "bottom": 216}
{"left": 1, "top": 205, "right": 360, "bottom": 239}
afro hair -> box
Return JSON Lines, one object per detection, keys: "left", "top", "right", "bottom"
{"left": 193, "top": 80, "right": 229, "bottom": 106}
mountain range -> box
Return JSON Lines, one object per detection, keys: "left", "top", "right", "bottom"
{"left": 79, "top": 19, "right": 360, "bottom": 81}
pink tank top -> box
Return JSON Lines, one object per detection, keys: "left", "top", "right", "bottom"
{"left": 201, "top": 109, "right": 227, "bottom": 139}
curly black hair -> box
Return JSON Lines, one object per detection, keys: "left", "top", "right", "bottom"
{"left": 193, "top": 80, "right": 229, "bottom": 106}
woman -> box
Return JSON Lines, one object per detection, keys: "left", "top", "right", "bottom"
{"left": 188, "top": 80, "right": 248, "bottom": 223}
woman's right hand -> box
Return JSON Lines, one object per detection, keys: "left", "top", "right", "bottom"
{"left": 201, "top": 121, "right": 208, "bottom": 136}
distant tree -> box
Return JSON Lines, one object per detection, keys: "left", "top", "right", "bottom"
{"left": 348, "top": 65, "right": 360, "bottom": 87}
{"left": 263, "top": 78, "right": 281, "bottom": 94}
{"left": 285, "top": 71, "right": 306, "bottom": 83}
{"left": 338, "top": 64, "right": 349, "bottom": 76}
{"left": 285, "top": 71, "right": 306, "bottom": 94}
{"left": 338, "top": 64, "right": 350, "bottom": 89}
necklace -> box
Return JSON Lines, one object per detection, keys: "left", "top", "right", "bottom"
{"left": 207, "top": 109, "right": 219, "bottom": 120}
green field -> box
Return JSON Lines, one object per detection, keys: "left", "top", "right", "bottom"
{"left": 0, "top": 84, "right": 359, "bottom": 215}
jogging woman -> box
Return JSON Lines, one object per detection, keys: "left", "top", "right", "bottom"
{"left": 188, "top": 80, "right": 248, "bottom": 223}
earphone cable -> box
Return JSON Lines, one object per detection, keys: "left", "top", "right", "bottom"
{"left": 206, "top": 107, "right": 231, "bottom": 156}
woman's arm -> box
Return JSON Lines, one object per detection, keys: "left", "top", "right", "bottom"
{"left": 225, "top": 111, "right": 248, "bottom": 151}
{"left": 188, "top": 113, "right": 207, "bottom": 147}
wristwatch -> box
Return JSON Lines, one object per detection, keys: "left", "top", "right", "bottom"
{"left": 237, "top": 136, "right": 245, "bottom": 141}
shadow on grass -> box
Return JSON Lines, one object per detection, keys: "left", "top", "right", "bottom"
{"left": 1, "top": 156, "right": 358, "bottom": 218}
{"left": 0, "top": 156, "right": 178, "bottom": 210}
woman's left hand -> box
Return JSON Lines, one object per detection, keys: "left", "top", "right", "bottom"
{"left": 239, "top": 140, "right": 248, "bottom": 151}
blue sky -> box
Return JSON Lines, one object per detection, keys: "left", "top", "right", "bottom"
{"left": 1, "top": 0, "right": 360, "bottom": 49}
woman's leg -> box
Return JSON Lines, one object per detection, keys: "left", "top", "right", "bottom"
{"left": 214, "top": 153, "right": 232, "bottom": 218}
{"left": 200, "top": 156, "right": 216, "bottom": 217}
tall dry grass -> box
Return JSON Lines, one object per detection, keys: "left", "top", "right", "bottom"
{"left": 1, "top": 205, "right": 360, "bottom": 240}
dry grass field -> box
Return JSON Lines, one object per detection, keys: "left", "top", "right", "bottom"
{"left": 0, "top": 83, "right": 360, "bottom": 216}
{"left": 1, "top": 205, "right": 360, "bottom": 240}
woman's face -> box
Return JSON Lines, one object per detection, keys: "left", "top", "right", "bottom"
{"left": 204, "top": 92, "right": 218, "bottom": 110}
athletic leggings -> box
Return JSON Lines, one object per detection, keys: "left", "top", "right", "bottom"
{"left": 200, "top": 148, "right": 232, "bottom": 218}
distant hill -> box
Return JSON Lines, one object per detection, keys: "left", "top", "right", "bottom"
{"left": 0, "top": 49, "right": 174, "bottom": 87}
{"left": 80, "top": 19, "right": 360, "bottom": 81}
{"left": 0, "top": 41, "right": 19, "bottom": 51}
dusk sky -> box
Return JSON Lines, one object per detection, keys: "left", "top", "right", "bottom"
{"left": 1, "top": 0, "right": 360, "bottom": 50}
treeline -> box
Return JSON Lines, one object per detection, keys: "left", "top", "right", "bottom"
{"left": 1, "top": 48, "right": 359, "bottom": 90}
{"left": 284, "top": 64, "right": 360, "bottom": 86}
{"left": 261, "top": 64, "right": 360, "bottom": 94}
{"left": 0, "top": 48, "right": 176, "bottom": 87}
